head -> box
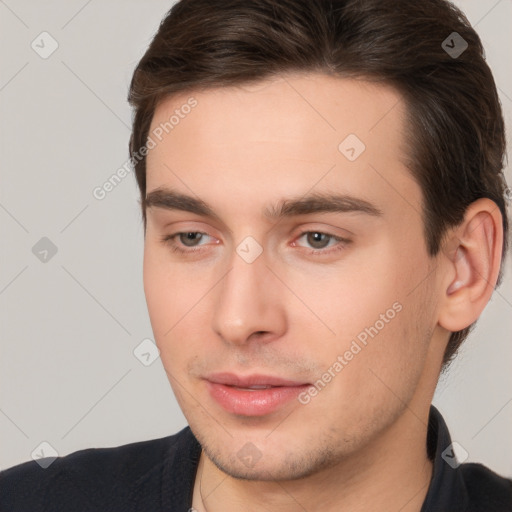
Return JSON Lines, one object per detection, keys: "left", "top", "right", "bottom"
{"left": 128, "top": 0, "right": 509, "bottom": 480}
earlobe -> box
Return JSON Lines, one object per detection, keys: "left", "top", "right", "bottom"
{"left": 438, "top": 199, "right": 503, "bottom": 333}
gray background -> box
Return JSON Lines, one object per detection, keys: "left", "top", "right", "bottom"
{"left": 1, "top": 0, "right": 511, "bottom": 476}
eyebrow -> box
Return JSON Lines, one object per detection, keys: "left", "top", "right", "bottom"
{"left": 145, "top": 187, "right": 383, "bottom": 221}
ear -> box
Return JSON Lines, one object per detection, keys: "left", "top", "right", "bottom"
{"left": 437, "top": 198, "right": 504, "bottom": 332}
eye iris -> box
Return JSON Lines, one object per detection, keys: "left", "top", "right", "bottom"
{"left": 307, "top": 232, "right": 330, "bottom": 249}
{"left": 180, "top": 232, "right": 202, "bottom": 247}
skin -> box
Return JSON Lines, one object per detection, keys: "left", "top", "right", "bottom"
{"left": 142, "top": 73, "right": 503, "bottom": 511}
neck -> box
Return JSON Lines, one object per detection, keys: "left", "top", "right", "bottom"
{"left": 192, "top": 405, "right": 434, "bottom": 512}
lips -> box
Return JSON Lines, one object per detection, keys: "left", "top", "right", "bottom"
{"left": 205, "top": 373, "right": 311, "bottom": 416}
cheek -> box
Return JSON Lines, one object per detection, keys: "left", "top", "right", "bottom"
{"left": 143, "top": 246, "right": 175, "bottom": 338}
{"left": 143, "top": 246, "right": 190, "bottom": 347}
{"left": 143, "top": 244, "right": 218, "bottom": 370}
{"left": 336, "top": 264, "right": 433, "bottom": 412}
{"left": 298, "top": 242, "right": 432, "bottom": 379}
{"left": 283, "top": 247, "right": 402, "bottom": 344}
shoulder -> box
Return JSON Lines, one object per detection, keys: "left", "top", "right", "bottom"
{"left": 0, "top": 428, "right": 192, "bottom": 512}
{"left": 460, "top": 462, "right": 512, "bottom": 511}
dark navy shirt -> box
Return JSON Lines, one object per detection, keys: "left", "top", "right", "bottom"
{"left": 1, "top": 406, "right": 511, "bottom": 511}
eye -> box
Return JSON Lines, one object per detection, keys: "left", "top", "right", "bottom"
{"left": 160, "top": 230, "right": 350, "bottom": 256}
{"left": 160, "top": 232, "right": 215, "bottom": 253}
{"left": 294, "top": 231, "right": 350, "bottom": 254}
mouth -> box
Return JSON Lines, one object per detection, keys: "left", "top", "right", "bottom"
{"left": 204, "top": 373, "right": 312, "bottom": 416}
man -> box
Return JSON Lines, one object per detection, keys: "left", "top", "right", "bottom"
{"left": 1, "top": 0, "right": 511, "bottom": 510}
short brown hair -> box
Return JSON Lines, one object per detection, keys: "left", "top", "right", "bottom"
{"left": 128, "top": 0, "right": 509, "bottom": 366}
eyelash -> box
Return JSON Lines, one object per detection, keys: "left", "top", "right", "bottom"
{"left": 160, "top": 232, "right": 212, "bottom": 255}
{"left": 160, "top": 230, "right": 351, "bottom": 256}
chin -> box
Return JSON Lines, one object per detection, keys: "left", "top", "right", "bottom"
{"left": 196, "top": 427, "right": 345, "bottom": 482}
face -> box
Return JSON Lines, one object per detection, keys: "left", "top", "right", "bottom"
{"left": 143, "top": 73, "right": 442, "bottom": 480}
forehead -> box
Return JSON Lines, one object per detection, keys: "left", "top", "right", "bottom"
{"left": 148, "top": 73, "right": 406, "bottom": 150}
{"left": 145, "top": 73, "right": 417, "bottom": 219}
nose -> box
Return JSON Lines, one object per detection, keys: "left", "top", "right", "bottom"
{"left": 211, "top": 245, "right": 287, "bottom": 347}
